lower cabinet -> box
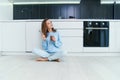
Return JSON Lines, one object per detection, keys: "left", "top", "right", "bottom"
{"left": 25, "top": 22, "right": 42, "bottom": 52}
{"left": 83, "top": 21, "right": 120, "bottom": 53}
{"left": 2, "top": 22, "right": 26, "bottom": 52}
{"left": 25, "top": 22, "right": 84, "bottom": 53}
{"left": 0, "top": 21, "right": 120, "bottom": 53}
{"left": 62, "top": 37, "right": 83, "bottom": 52}
{"left": 58, "top": 29, "right": 83, "bottom": 53}
{"left": 109, "top": 22, "right": 120, "bottom": 52}
{"left": 83, "top": 47, "right": 109, "bottom": 52}
{"left": 0, "top": 23, "right": 2, "bottom": 52}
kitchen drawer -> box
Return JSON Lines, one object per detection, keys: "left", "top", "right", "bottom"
{"left": 58, "top": 30, "right": 83, "bottom": 37}
{"left": 62, "top": 37, "right": 83, "bottom": 52}
{"left": 53, "top": 22, "right": 83, "bottom": 29}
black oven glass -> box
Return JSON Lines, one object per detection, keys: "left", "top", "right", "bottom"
{"left": 84, "top": 21, "right": 109, "bottom": 47}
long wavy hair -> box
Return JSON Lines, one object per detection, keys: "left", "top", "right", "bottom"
{"left": 41, "top": 18, "right": 56, "bottom": 37}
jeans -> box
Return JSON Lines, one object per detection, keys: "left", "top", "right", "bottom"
{"left": 32, "top": 48, "right": 67, "bottom": 61}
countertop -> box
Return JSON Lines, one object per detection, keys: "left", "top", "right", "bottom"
{"left": 0, "top": 19, "right": 120, "bottom": 22}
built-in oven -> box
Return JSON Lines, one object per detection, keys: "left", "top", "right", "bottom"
{"left": 83, "top": 21, "right": 109, "bottom": 47}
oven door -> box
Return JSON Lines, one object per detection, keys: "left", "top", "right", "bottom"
{"left": 84, "top": 27, "right": 109, "bottom": 47}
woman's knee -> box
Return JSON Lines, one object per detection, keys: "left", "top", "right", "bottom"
{"left": 32, "top": 48, "right": 41, "bottom": 54}
{"left": 32, "top": 48, "right": 37, "bottom": 53}
{"left": 60, "top": 50, "right": 68, "bottom": 56}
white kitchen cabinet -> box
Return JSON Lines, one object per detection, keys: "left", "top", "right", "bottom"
{"left": 62, "top": 37, "right": 83, "bottom": 52}
{"left": 58, "top": 29, "right": 83, "bottom": 52}
{"left": 0, "top": 23, "right": 2, "bottom": 52}
{"left": 83, "top": 47, "right": 109, "bottom": 52}
{"left": 53, "top": 22, "right": 83, "bottom": 52}
{"left": 83, "top": 21, "right": 120, "bottom": 53}
{"left": 26, "top": 21, "right": 83, "bottom": 53}
{"left": 26, "top": 22, "right": 42, "bottom": 52}
{"left": 109, "top": 22, "right": 120, "bottom": 52}
{"left": 58, "top": 29, "right": 83, "bottom": 37}
{"left": 2, "top": 22, "right": 25, "bottom": 52}
{"left": 53, "top": 21, "right": 83, "bottom": 29}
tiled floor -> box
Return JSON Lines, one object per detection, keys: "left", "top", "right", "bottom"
{"left": 0, "top": 55, "right": 120, "bottom": 80}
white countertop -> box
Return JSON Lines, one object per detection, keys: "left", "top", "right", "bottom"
{"left": 0, "top": 19, "right": 120, "bottom": 22}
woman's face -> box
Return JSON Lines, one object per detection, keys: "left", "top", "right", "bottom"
{"left": 46, "top": 20, "right": 53, "bottom": 29}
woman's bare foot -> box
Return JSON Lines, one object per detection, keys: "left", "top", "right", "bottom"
{"left": 36, "top": 57, "right": 48, "bottom": 61}
{"left": 52, "top": 59, "right": 60, "bottom": 62}
{"left": 36, "top": 58, "right": 60, "bottom": 62}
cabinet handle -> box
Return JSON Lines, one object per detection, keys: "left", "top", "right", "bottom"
{"left": 85, "top": 27, "right": 108, "bottom": 30}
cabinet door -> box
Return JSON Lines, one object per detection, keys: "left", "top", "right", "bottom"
{"left": 62, "top": 37, "right": 83, "bottom": 52}
{"left": 53, "top": 22, "right": 83, "bottom": 52}
{"left": 26, "top": 22, "right": 42, "bottom": 51}
{"left": 2, "top": 22, "right": 25, "bottom": 51}
{"left": 53, "top": 22, "right": 83, "bottom": 29}
{"left": 0, "top": 23, "right": 2, "bottom": 52}
{"left": 109, "top": 22, "right": 120, "bottom": 52}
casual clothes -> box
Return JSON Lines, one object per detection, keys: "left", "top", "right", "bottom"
{"left": 32, "top": 31, "right": 66, "bottom": 61}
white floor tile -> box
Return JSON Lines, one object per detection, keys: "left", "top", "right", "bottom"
{"left": 0, "top": 55, "right": 120, "bottom": 80}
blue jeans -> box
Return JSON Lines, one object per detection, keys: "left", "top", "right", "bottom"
{"left": 32, "top": 48, "right": 66, "bottom": 61}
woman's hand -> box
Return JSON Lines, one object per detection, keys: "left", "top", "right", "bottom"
{"left": 50, "top": 36, "right": 56, "bottom": 42}
{"left": 41, "top": 34, "right": 46, "bottom": 40}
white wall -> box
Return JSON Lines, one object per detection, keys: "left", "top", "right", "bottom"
{"left": 0, "top": 0, "right": 13, "bottom": 20}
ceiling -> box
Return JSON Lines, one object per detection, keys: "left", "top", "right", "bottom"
{"left": 101, "top": 0, "right": 120, "bottom": 4}
{"left": 9, "top": 0, "right": 81, "bottom": 4}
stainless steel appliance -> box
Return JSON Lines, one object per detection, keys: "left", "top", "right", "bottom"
{"left": 83, "top": 21, "right": 109, "bottom": 47}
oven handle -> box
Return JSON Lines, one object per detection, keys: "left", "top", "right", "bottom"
{"left": 85, "top": 27, "right": 108, "bottom": 30}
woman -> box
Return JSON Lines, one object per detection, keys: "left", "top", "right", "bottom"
{"left": 32, "top": 19, "right": 65, "bottom": 62}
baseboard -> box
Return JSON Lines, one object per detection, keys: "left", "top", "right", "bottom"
{"left": 1, "top": 52, "right": 120, "bottom": 56}
{"left": 1, "top": 51, "right": 26, "bottom": 56}
{"left": 67, "top": 52, "right": 120, "bottom": 56}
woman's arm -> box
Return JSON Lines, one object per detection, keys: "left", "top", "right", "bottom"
{"left": 41, "top": 34, "right": 48, "bottom": 50}
{"left": 41, "top": 34, "right": 46, "bottom": 40}
{"left": 53, "top": 32, "right": 62, "bottom": 48}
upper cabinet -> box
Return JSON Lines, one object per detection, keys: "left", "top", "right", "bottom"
{"left": 13, "top": 4, "right": 80, "bottom": 19}
{"left": 114, "top": 4, "right": 120, "bottom": 19}
{"left": 13, "top": 0, "right": 118, "bottom": 19}
{"left": 80, "top": 0, "right": 113, "bottom": 19}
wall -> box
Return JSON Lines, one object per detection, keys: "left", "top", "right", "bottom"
{"left": 0, "top": 0, "right": 13, "bottom": 20}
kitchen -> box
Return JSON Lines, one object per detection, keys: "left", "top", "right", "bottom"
{"left": 0, "top": 0, "right": 120, "bottom": 80}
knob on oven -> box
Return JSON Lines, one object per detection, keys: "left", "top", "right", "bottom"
{"left": 102, "top": 22, "right": 105, "bottom": 25}
{"left": 95, "top": 22, "right": 98, "bottom": 25}
{"left": 88, "top": 21, "right": 92, "bottom": 26}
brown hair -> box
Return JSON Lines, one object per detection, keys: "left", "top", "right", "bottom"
{"left": 41, "top": 18, "right": 56, "bottom": 37}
